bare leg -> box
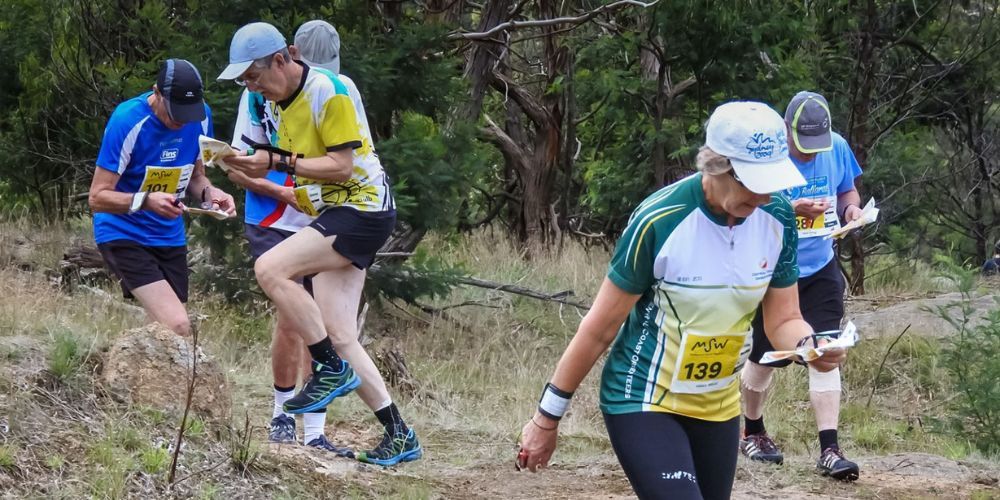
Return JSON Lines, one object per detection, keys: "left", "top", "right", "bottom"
{"left": 130, "top": 280, "right": 190, "bottom": 336}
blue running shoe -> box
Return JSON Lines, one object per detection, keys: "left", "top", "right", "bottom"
{"left": 283, "top": 360, "right": 361, "bottom": 414}
{"left": 268, "top": 414, "right": 297, "bottom": 444}
{"left": 306, "top": 435, "right": 355, "bottom": 459}
{"left": 357, "top": 428, "right": 422, "bottom": 467}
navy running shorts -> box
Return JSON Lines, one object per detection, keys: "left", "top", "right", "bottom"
{"left": 749, "top": 257, "right": 846, "bottom": 367}
{"left": 308, "top": 207, "right": 396, "bottom": 270}
{"left": 98, "top": 240, "right": 188, "bottom": 303}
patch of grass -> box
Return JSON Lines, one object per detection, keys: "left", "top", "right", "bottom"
{"left": 90, "top": 465, "right": 129, "bottom": 500}
{"left": 44, "top": 453, "right": 65, "bottom": 470}
{"left": 113, "top": 426, "right": 145, "bottom": 453}
{"left": 140, "top": 446, "right": 170, "bottom": 474}
{"left": 185, "top": 416, "right": 206, "bottom": 438}
{"left": 0, "top": 444, "right": 16, "bottom": 469}
{"left": 48, "top": 329, "right": 89, "bottom": 382}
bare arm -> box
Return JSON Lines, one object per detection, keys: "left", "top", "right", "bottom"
{"left": 225, "top": 149, "right": 354, "bottom": 183}
{"left": 88, "top": 167, "right": 133, "bottom": 214}
{"left": 761, "top": 285, "right": 844, "bottom": 371}
{"left": 226, "top": 169, "right": 298, "bottom": 208}
{"left": 519, "top": 278, "right": 640, "bottom": 471}
{"left": 837, "top": 187, "right": 862, "bottom": 222}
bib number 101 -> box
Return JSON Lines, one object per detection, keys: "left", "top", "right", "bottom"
{"left": 683, "top": 361, "right": 723, "bottom": 380}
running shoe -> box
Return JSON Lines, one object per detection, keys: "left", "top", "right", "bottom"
{"left": 306, "top": 435, "right": 355, "bottom": 459}
{"left": 817, "top": 446, "right": 860, "bottom": 481}
{"left": 268, "top": 414, "right": 297, "bottom": 444}
{"left": 357, "top": 428, "right": 422, "bottom": 466}
{"left": 283, "top": 360, "right": 361, "bottom": 414}
{"left": 740, "top": 432, "right": 784, "bottom": 465}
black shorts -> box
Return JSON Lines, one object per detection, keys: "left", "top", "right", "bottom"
{"left": 244, "top": 223, "right": 313, "bottom": 294}
{"left": 749, "top": 258, "right": 846, "bottom": 367}
{"left": 604, "top": 411, "right": 739, "bottom": 500}
{"left": 309, "top": 207, "right": 396, "bottom": 270}
{"left": 98, "top": 240, "right": 188, "bottom": 303}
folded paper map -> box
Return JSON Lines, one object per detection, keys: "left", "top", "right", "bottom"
{"left": 759, "top": 321, "right": 858, "bottom": 364}
{"left": 826, "top": 198, "right": 879, "bottom": 240}
{"left": 185, "top": 206, "right": 232, "bottom": 220}
{"left": 199, "top": 135, "right": 238, "bottom": 172}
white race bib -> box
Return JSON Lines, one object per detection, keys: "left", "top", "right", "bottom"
{"left": 294, "top": 184, "right": 327, "bottom": 217}
{"left": 669, "top": 329, "right": 753, "bottom": 394}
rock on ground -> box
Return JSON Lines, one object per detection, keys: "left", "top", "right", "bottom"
{"left": 99, "top": 323, "right": 231, "bottom": 420}
{"left": 848, "top": 292, "right": 997, "bottom": 338}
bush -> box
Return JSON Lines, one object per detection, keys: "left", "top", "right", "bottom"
{"left": 929, "top": 265, "right": 1000, "bottom": 453}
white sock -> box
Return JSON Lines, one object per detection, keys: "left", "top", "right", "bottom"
{"left": 273, "top": 386, "right": 295, "bottom": 419}
{"left": 303, "top": 411, "right": 326, "bottom": 444}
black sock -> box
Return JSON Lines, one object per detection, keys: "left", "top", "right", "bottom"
{"left": 274, "top": 384, "right": 295, "bottom": 393}
{"left": 744, "top": 416, "right": 766, "bottom": 436}
{"left": 374, "top": 403, "right": 409, "bottom": 435}
{"left": 819, "top": 429, "right": 838, "bottom": 452}
{"left": 307, "top": 337, "right": 343, "bottom": 371}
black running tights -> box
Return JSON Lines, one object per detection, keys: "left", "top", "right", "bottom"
{"left": 603, "top": 411, "right": 739, "bottom": 500}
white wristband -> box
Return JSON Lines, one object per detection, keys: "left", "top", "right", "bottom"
{"left": 538, "top": 383, "right": 572, "bottom": 420}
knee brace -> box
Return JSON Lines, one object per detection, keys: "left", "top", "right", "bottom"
{"left": 808, "top": 365, "right": 841, "bottom": 392}
{"left": 740, "top": 362, "right": 774, "bottom": 393}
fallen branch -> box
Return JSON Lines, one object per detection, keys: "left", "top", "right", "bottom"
{"left": 416, "top": 298, "right": 504, "bottom": 314}
{"left": 456, "top": 276, "right": 591, "bottom": 310}
{"left": 168, "top": 320, "right": 200, "bottom": 484}
{"left": 449, "top": 0, "right": 659, "bottom": 40}
{"left": 866, "top": 324, "right": 911, "bottom": 409}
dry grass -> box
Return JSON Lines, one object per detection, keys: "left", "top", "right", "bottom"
{"left": 0, "top": 219, "right": 997, "bottom": 498}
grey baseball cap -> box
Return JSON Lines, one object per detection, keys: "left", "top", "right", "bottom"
{"left": 156, "top": 59, "right": 206, "bottom": 123}
{"left": 784, "top": 91, "right": 833, "bottom": 153}
{"left": 294, "top": 20, "right": 341, "bottom": 74}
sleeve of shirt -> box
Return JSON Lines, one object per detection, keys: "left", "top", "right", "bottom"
{"left": 769, "top": 195, "right": 800, "bottom": 288}
{"left": 836, "top": 138, "right": 863, "bottom": 194}
{"left": 95, "top": 107, "right": 134, "bottom": 175}
{"left": 607, "top": 208, "right": 658, "bottom": 295}
{"left": 232, "top": 90, "right": 267, "bottom": 149}
{"left": 319, "top": 93, "right": 363, "bottom": 152}
{"left": 201, "top": 105, "right": 214, "bottom": 139}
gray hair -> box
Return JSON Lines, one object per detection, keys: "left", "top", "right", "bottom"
{"left": 695, "top": 146, "right": 733, "bottom": 175}
{"left": 251, "top": 47, "right": 291, "bottom": 69}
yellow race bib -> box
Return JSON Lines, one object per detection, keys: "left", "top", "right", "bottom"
{"left": 669, "top": 330, "right": 752, "bottom": 394}
{"left": 140, "top": 165, "right": 193, "bottom": 195}
{"left": 795, "top": 196, "right": 839, "bottom": 238}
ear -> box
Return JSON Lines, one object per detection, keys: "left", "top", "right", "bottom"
{"left": 288, "top": 45, "right": 301, "bottom": 61}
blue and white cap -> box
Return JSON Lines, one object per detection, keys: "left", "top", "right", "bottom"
{"left": 156, "top": 59, "right": 205, "bottom": 123}
{"left": 217, "top": 22, "right": 287, "bottom": 81}
{"left": 705, "top": 101, "right": 806, "bottom": 194}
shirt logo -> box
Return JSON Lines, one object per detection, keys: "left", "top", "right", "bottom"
{"left": 759, "top": 258, "right": 768, "bottom": 269}
{"left": 160, "top": 148, "right": 179, "bottom": 162}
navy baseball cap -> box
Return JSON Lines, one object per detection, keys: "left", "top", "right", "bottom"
{"left": 218, "top": 22, "right": 287, "bottom": 81}
{"left": 156, "top": 59, "right": 206, "bottom": 123}
{"left": 785, "top": 91, "right": 833, "bottom": 154}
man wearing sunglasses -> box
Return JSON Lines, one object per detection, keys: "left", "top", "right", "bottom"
{"left": 219, "top": 22, "right": 420, "bottom": 466}
{"left": 88, "top": 59, "right": 236, "bottom": 336}
{"left": 739, "top": 91, "right": 863, "bottom": 481}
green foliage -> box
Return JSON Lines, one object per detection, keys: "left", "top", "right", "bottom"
{"left": 928, "top": 265, "right": 1000, "bottom": 453}
{"left": 48, "top": 329, "right": 90, "bottom": 382}
{"left": 367, "top": 250, "right": 464, "bottom": 305}
{"left": 140, "top": 446, "right": 170, "bottom": 475}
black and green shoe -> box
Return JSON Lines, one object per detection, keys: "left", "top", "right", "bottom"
{"left": 357, "top": 428, "right": 422, "bottom": 466}
{"left": 283, "top": 360, "right": 361, "bottom": 414}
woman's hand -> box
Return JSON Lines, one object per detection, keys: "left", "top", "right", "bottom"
{"left": 517, "top": 412, "right": 559, "bottom": 472}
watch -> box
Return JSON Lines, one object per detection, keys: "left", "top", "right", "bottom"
{"left": 128, "top": 192, "right": 148, "bottom": 214}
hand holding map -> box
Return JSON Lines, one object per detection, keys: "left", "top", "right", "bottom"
{"left": 198, "top": 135, "right": 238, "bottom": 172}
{"left": 826, "top": 198, "right": 879, "bottom": 240}
{"left": 759, "top": 321, "right": 859, "bottom": 365}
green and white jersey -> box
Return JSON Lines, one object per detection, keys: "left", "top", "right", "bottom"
{"left": 600, "top": 173, "right": 799, "bottom": 421}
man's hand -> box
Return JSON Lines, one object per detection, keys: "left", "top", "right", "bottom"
{"left": 278, "top": 186, "right": 301, "bottom": 211}
{"left": 806, "top": 337, "right": 846, "bottom": 372}
{"left": 204, "top": 186, "right": 237, "bottom": 216}
{"left": 793, "top": 199, "right": 829, "bottom": 218}
{"left": 144, "top": 192, "right": 184, "bottom": 219}
{"left": 225, "top": 150, "right": 273, "bottom": 178}
{"left": 842, "top": 204, "right": 863, "bottom": 223}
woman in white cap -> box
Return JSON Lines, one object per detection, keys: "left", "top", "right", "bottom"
{"left": 516, "top": 101, "right": 847, "bottom": 500}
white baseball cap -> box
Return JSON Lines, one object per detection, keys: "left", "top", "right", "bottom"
{"left": 705, "top": 101, "right": 806, "bottom": 194}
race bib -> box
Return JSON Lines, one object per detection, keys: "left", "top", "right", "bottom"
{"left": 140, "top": 165, "right": 193, "bottom": 195}
{"left": 795, "top": 196, "right": 839, "bottom": 238}
{"left": 669, "top": 329, "right": 752, "bottom": 394}
{"left": 294, "top": 184, "right": 327, "bottom": 217}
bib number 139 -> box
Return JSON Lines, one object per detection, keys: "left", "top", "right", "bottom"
{"left": 682, "top": 361, "right": 723, "bottom": 380}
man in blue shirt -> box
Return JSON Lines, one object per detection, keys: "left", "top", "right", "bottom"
{"left": 739, "top": 91, "right": 864, "bottom": 481}
{"left": 88, "top": 59, "right": 235, "bottom": 336}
